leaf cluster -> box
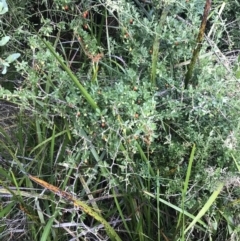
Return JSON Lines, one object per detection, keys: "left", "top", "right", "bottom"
{"left": 0, "top": 0, "right": 240, "bottom": 240}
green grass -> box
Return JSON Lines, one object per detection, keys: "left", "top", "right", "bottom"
{"left": 1, "top": 0, "right": 240, "bottom": 240}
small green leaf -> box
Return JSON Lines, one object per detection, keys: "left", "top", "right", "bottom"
{"left": 235, "top": 69, "right": 240, "bottom": 79}
{"left": 0, "top": 0, "right": 8, "bottom": 15}
{"left": 1, "top": 65, "right": 7, "bottom": 74}
{"left": 0, "top": 36, "right": 10, "bottom": 46}
{"left": 1, "top": 61, "right": 10, "bottom": 67}
{"left": 6, "top": 53, "right": 21, "bottom": 63}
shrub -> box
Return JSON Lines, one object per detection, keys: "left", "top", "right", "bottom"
{"left": 1, "top": 0, "right": 240, "bottom": 240}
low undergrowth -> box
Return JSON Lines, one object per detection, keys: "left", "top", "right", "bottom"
{"left": 1, "top": 0, "right": 240, "bottom": 240}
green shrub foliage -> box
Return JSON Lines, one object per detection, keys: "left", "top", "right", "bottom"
{"left": 1, "top": 0, "right": 240, "bottom": 240}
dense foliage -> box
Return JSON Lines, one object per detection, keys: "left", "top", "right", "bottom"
{"left": 0, "top": 0, "right": 240, "bottom": 240}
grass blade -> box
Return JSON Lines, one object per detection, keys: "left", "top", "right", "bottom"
{"left": 231, "top": 154, "right": 240, "bottom": 172}
{"left": 42, "top": 39, "right": 98, "bottom": 110}
{"left": 28, "top": 174, "right": 122, "bottom": 241}
{"left": 143, "top": 190, "right": 208, "bottom": 230}
{"left": 40, "top": 210, "right": 59, "bottom": 241}
{"left": 184, "top": 182, "right": 224, "bottom": 234}
{"left": 177, "top": 144, "right": 196, "bottom": 235}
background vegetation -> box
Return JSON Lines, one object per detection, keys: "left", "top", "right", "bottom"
{"left": 0, "top": 0, "right": 240, "bottom": 240}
